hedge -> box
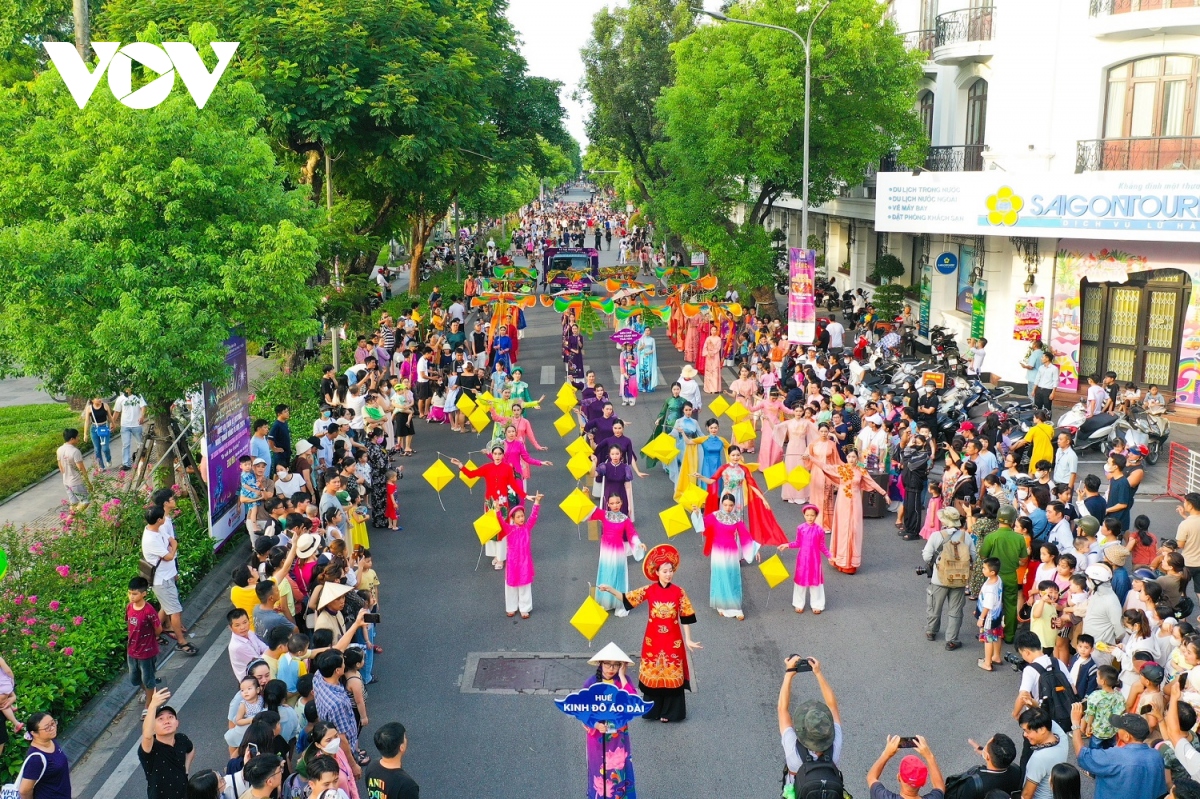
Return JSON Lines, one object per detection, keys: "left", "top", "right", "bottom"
{"left": 0, "top": 404, "right": 92, "bottom": 503}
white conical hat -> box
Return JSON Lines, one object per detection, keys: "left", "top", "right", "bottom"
{"left": 588, "top": 642, "right": 633, "bottom": 665}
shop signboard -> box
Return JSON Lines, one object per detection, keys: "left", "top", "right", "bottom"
{"left": 876, "top": 171, "right": 1200, "bottom": 243}
{"left": 918, "top": 260, "right": 932, "bottom": 338}
{"left": 1013, "top": 296, "right": 1045, "bottom": 343}
{"left": 787, "top": 248, "right": 816, "bottom": 345}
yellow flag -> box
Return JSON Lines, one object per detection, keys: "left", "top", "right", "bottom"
{"left": 422, "top": 459, "right": 455, "bottom": 492}
{"left": 565, "top": 437, "right": 593, "bottom": 459}
{"left": 787, "top": 465, "right": 812, "bottom": 491}
{"left": 763, "top": 461, "right": 788, "bottom": 490}
{"left": 567, "top": 455, "right": 593, "bottom": 480}
{"left": 555, "top": 393, "right": 578, "bottom": 414}
{"left": 473, "top": 511, "right": 501, "bottom": 545}
{"left": 659, "top": 504, "right": 693, "bottom": 538}
{"left": 455, "top": 394, "right": 477, "bottom": 415}
{"left": 569, "top": 595, "right": 609, "bottom": 642}
{"left": 708, "top": 395, "right": 730, "bottom": 418}
{"left": 468, "top": 408, "right": 492, "bottom": 433}
{"left": 725, "top": 401, "right": 750, "bottom": 423}
{"left": 553, "top": 414, "right": 576, "bottom": 437}
{"left": 559, "top": 488, "right": 597, "bottom": 524}
{"left": 759, "top": 554, "right": 790, "bottom": 588}
{"left": 458, "top": 459, "right": 480, "bottom": 488}
{"left": 732, "top": 420, "right": 757, "bottom": 442}
{"left": 678, "top": 484, "right": 709, "bottom": 512}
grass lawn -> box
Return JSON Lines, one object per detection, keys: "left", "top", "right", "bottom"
{"left": 0, "top": 403, "right": 89, "bottom": 503}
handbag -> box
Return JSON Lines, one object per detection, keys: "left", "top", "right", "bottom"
{"left": 138, "top": 556, "right": 161, "bottom": 584}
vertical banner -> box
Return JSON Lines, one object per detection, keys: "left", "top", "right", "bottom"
{"left": 971, "top": 280, "right": 988, "bottom": 339}
{"left": 787, "top": 248, "right": 816, "bottom": 344}
{"left": 203, "top": 335, "right": 251, "bottom": 548}
{"left": 918, "top": 260, "right": 933, "bottom": 338}
{"left": 1013, "top": 296, "right": 1046, "bottom": 343}
{"left": 956, "top": 245, "right": 975, "bottom": 313}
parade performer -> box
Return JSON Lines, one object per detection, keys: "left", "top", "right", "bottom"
{"left": 619, "top": 343, "right": 639, "bottom": 406}
{"left": 803, "top": 423, "right": 842, "bottom": 524}
{"left": 701, "top": 493, "right": 759, "bottom": 619}
{"left": 683, "top": 315, "right": 701, "bottom": 363}
{"left": 701, "top": 324, "right": 723, "bottom": 394}
{"left": 752, "top": 386, "right": 786, "bottom": 468}
{"left": 778, "top": 504, "right": 831, "bottom": 614}
{"left": 492, "top": 324, "right": 514, "bottom": 373}
{"left": 667, "top": 402, "right": 700, "bottom": 484}
{"left": 510, "top": 403, "right": 547, "bottom": 452}
{"left": 592, "top": 447, "right": 636, "bottom": 519}
{"left": 698, "top": 446, "right": 788, "bottom": 547}
{"left": 509, "top": 367, "right": 537, "bottom": 403}
{"left": 501, "top": 424, "right": 551, "bottom": 484}
{"left": 777, "top": 405, "right": 815, "bottom": 504}
{"left": 677, "top": 365, "right": 702, "bottom": 410}
{"left": 590, "top": 495, "right": 644, "bottom": 618}
{"left": 821, "top": 448, "right": 887, "bottom": 575}
{"left": 581, "top": 644, "right": 639, "bottom": 799}
{"left": 598, "top": 545, "right": 701, "bottom": 723}
{"left": 485, "top": 385, "right": 517, "bottom": 440}
{"left": 643, "top": 383, "right": 686, "bottom": 472}
{"left": 496, "top": 493, "right": 542, "bottom": 619}
{"left": 583, "top": 401, "right": 618, "bottom": 448}
{"left": 451, "top": 448, "right": 525, "bottom": 570}
{"left": 674, "top": 419, "right": 727, "bottom": 503}
{"left": 564, "top": 323, "right": 586, "bottom": 378}
{"left": 636, "top": 328, "right": 658, "bottom": 394}
{"left": 727, "top": 365, "right": 759, "bottom": 453}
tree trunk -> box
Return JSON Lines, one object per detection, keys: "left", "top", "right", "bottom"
{"left": 407, "top": 235, "right": 425, "bottom": 296}
{"left": 300, "top": 150, "right": 320, "bottom": 188}
{"left": 147, "top": 410, "right": 177, "bottom": 490}
{"left": 72, "top": 0, "right": 90, "bottom": 60}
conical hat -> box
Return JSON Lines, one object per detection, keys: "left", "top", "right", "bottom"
{"left": 587, "top": 642, "right": 633, "bottom": 665}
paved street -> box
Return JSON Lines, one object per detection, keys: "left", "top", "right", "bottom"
{"left": 69, "top": 188, "right": 1187, "bottom": 798}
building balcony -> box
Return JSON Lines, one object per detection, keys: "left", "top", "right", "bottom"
{"left": 901, "top": 29, "right": 937, "bottom": 57}
{"left": 1076, "top": 136, "right": 1200, "bottom": 171}
{"left": 933, "top": 7, "right": 996, "bottom": 65}
{"left": 1088, "top": 0, "right": 1200, "bottom": 39}
{"left": 925, "top": 145, "right": 986, "bottom": 172}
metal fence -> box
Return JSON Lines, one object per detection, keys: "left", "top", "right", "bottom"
{"left": 935, "top": 6, "right": 995, "bottom": 47}
{"left": 1090, "top": 0, "right": 1200, "bottom": 16}
{"left": 926, "top": 145, "right": 986, "bottom": 172}
{"left": 1166, "top": 442, "right": 1200, "bottom": 499}
{"left": 1076, "top": 137, "right": 1200, "bottom": 172}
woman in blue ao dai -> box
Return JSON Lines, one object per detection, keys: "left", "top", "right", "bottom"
{"left": 702, "top": 494, "right": 759, "bottom": 619}
{"left": 590, "top": 494, "right": 644, "bottom": 618}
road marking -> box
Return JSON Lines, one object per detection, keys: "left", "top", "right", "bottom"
{"left": 540, "top": 365, "right": 555, "bottom": 385}
{"left": 91, "top": 633, "right": 230, "bottom": 799}
{"left": 658, "top": 369, "right": 668, "bottom": 386}
{"left": 611, "top": 365, "right": 621, "bottom": 384}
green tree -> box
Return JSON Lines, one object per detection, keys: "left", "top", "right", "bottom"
{"left": 0, "top": 60, "right": 321, "bottom": 471}
{"left": 655, "top": 0, "right": 925, "bottom": 303}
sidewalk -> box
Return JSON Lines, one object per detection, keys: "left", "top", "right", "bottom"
{"left": 0, "top": 354, "right": 279, "bottom": 529}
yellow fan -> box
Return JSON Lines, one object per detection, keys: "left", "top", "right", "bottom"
{"left": 458, "top": 459, "right": 480, "bottom": 488}
{"left": 678, "top": 484, "right": 709, "bottom": 511}
{"left": 555, "top": 393, "right": 578, "bottom": 414}
{"left": 455, "top": 394, "right": 477, "bottom": 416}
{"left": 557, "top": 382, "right": 577, "bottom": 400}
{"left": 732, "top": 420, "right": 757, "bottom": 442}
{"left": 570, "top": 595, "right": 609, "bottom": 642}
{"left": 759, "top": 554, "right": 790, "bottom": 589}
{"left": 659, "top": 505, "right": 693, "bottom": 538}
{"left": 566, "top": 437, "right": 593, "bottom": 459}
{"left": 787, "top": 465, "right": 812, "bottom": 491}
{"left": 567, "top": 455, "right": 593, "bottom": 480}
{"left": 468, "top": 408, "right": 492, "bottom": 433}
{"left": 422, "top": 459, "right": 455, "bottom": 492}
{"left": 473, "top": 511, "right": 502, "bottom": 545}
{"left": 641, "top": 433, "right": 680, "bottom": 464}
{"left": 762, "top": 462, "right": 788, "bottom": 490}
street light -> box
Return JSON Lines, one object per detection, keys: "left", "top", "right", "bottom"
{"left": 691, "top": 2, "right": 830, "bottom": 246}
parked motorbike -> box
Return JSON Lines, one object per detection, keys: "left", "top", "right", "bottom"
{"left": 1055, "top": 402, "right": 1119, "bottom": 454}
{"left": 1111, "top": 403, "right": 1170, "bottom": 464}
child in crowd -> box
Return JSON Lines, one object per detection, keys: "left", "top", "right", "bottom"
{"left": 1068, "top": 634, "right": 1098, "bottom": 698}
{"left": 1123, "top": 382, "right": 1142, "bottom": 404}
{"left": 354, "top": 450, "right": 372, "bottom": 490}
{"left": 1126, "top": 515, "right": 1158, "bottom": 568}
{"left": 1151, "top": 539, "right": 1180, "bottom": 574}
{"left": 1074, "top": 534, "right": 1099, "bottom": 571}
{"left": 1030, "top": 580, "right": 1059, "bottom": 655}
{"left": 919, "top": 482, "right": 943, "bottom": 541}
{"left": 322, "top": 507, "right": 345, "bottom": 545}
{"left": 277, "top": 633, "right": 310, "bottom": 704}
{"left": 385, "top": 470, "right": 400, "bottom": 530}
{"left": 1128, "top": 663, "right": 1166, "bottom": 721}
{"left": 1145, "top": 384, "right": 1166, "bottom": 412}
{"left": 428, "top": 374, "right": 448, "bottom": 423}
{"left": 976, "top": 558, "right": 1004, "bottom": 672}
{"left": 124, "top": 576, "right": 161, "bottom": 717}
{"left": 225, "top": 675, "right": 265, "bottom": 752}
{"left": 1083, "top": 665, "right": 1126, "bottom": 749}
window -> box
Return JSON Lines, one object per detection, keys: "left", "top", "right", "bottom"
{"left": 920, "top": 0, "right": 938, "bottom": 30}
{"left": 965, "top": 80, "right": 988, "bottom": 146}
{"left": 1104, "top": 55, "right": 1200, "bottom": 138}
{"left": 919, "top": 91, "right": 935, "bottom": 141}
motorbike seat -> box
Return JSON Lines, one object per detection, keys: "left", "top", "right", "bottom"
{"left": 1077, "top": 413, "right": 1116, "bottom": 440}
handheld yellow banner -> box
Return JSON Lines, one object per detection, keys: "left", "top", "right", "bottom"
{"left": 570, "top": 595, "right": 609, "bottom": 642}
{"left": 641, "top": 433, "right": 680, "bottom": 464}
{"left": 422, "top": 459, "right": 455, "bottom": 492}
{"left": 566, "top": 437, "right": 593, "bottom": 459}
{"left": 455, "top": 394, "right": 477, "bottom": 416}
{"left": 763, "top": 462, "right": 788, "bottom": 490}
{"left": 759, "top": 554, "right": 790, "bottom": 589}
{"left": 555, "top": 393, "right": 578, "bottom": 414}
{"left": 473, "top": 511, "right": 501, "bottom": 545}
{"left": 659, "top": 504, "right": 693, "bottom": 538}
{"left": 678, "top": 484, "right": 709, "bottom": 512}
{"left": 559, "top": 489, "right": 597, "bottom": 524}
{"left": 787, "top": 465, "right": 812, "bottom": 491}
{"left": 468, "top": 408, "right": 492, "bottom": 433}
{"left": 567, "top": 455, "right": 593, "bottom": 480}
{"left": 732, "top": 420, "right": 757, "bottom": 442}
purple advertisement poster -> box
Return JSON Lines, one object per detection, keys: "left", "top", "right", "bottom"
{"left": 203, "top": 335, "right": 250, "bottom": 547}
{"left": 787, "top": 248, "right": 816, "bottom": 345}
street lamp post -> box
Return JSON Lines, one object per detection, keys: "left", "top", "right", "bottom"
{"left": 691, "top": 2, "right": 830, "bottom": 247}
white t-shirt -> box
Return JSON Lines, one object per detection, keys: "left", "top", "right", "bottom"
{"left": 416, "top": 356, "right": 431, "bottom": 383}
{"left": 56, "top": 443, "right": 85, "bottom": 488}
{"left": 140, "top": 526, "right": 178, "bottom": 585}
{"left": 972, "top": 347, "right": 986, "bottom": 374}
{"left": 1019, "top": 655, "right": 1072, "bottom": 701}
{"left": 114, "top": 394, "right": 146, "bottom": 427}
{"left": 1023, "top": 722, "right": 1070, "bottom": 799}
{"left": 275, "top": 473, "right": 306, "bottom": 498}
{"left": 448, "top": 302, "right": 466, "bottom": 323}
{"left": 781, "top": 722, "right": 843, "bottom": 784}
{"left": 825, "top": 322, "right": 845, "bottom": 348}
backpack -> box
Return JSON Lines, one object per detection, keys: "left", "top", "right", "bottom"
{"left": 1031, "top": 661, "right": 1076, "bottom": 732}
{"left": 781, "top": 744, "right": 848, "bottom": 799}
{"left": 281, "top": 771, "right": 310, "bottom": 799}
{"left": 1176, "top": 595, "right": 1195, "bottom": 620}
{"left": 934, "top": 531, "right": 972, "bottom": 588}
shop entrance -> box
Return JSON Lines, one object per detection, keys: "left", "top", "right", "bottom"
{"left": 1078, "top": 268, "right": 1191, "bottom": 386}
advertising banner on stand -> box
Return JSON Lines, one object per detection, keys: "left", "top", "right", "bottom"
{"left": 1013, "top": 296, "right": 1046, "bottom": 343}
{"left": 971, "top": 280, "right": 988, "bottom": 339}
{"left": 787, "top": 248, "right": 816, "bottom": 344}
{"left": 918, "top": 260, "right": 933, "bottom": 338}
{"left": 203, "top": 335, "right": 251, "bottom": 548}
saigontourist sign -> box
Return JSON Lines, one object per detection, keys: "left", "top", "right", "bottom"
{"left": 875, "top": 171, "right": 1200, "bottom": 243}
{"left": 44, "top": 41, "right": 240, "bottom": 109}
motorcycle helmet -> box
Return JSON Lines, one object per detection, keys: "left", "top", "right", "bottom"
{"left": 1133, "top": 568, "right": 1157, "bottom": 582}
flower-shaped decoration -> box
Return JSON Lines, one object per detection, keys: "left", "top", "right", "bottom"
{"left": 985, "top": 186, "right": 1023, "bottom": 226}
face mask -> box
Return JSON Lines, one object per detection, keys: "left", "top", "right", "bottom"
{"left": 1103, "top": 464, "right": 1113, "bottom": 475}
{"left": 322, "top": 411, "right": 331, "bottom": 418}
{"left": 322, "top": 739, "right": 341, "bottom": 755}
{"left": 1017, "top": 489, "right": 1030, "bottom": 500}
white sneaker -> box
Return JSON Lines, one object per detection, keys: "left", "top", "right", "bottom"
{"left": 615, "top": 609, "right": 629, "bottom": 617}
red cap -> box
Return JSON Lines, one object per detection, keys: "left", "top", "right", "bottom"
{"left": 899, "top": 755, "right": 928, "bottom": 787}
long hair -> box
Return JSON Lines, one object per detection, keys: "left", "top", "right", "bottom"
{"left": 1049, "top": 762, "right": 1081, "bottom": 799}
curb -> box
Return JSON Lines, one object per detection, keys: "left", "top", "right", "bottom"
{"left": 59, "top": 538, "right": 249, "bottom": 764}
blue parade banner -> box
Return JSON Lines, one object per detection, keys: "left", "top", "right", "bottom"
{"left": 554, "top": 683, "right": 651, "bottom": 728}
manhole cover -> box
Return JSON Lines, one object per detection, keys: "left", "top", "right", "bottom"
{"left": 462, "top": 652, "right": 637, "bottom": 695}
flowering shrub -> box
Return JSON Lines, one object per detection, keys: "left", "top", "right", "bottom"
{"left": 0, "top": 471, "right": 214, "bottom": 781}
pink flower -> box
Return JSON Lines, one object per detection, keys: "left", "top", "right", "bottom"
{"left": 27, "top": 596, "right": 37, "bottom": 605}
{"left": 55, "top": 566, "right": 70, "bottom": 578}
{"left": 28, "top": 542, "right": 43, "bottom": 555}
{"left": 73, "top": 616, "right": 83, "bottom": 626}
{"left": 47, "top": 640, "right": 56, "bottom": 649}
{"left": 606, "top": 745, "right": 629, "bottom": 770}
{"left": 12, "top": 596, "right": 22, "bottom": 606}
{"left": 49, "top": 600, "right": 60, "bottom": 611}
{"left": 29, "top": 643, "right": 38, "bottom": 650}
{"left": 19, "top": 629, "right": 31, "bottom": 635}
{"left": 62, "top": 647, "right": 74, "bottom": 656}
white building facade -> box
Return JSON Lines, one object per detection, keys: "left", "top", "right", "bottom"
{"left": 765, "top": 0, "right": 1200, "bottom": 411}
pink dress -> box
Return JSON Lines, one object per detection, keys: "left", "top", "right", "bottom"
{"left": 777, "top": 418, "right": 810, "bottom": 503}
{"left": 702, "top": 335, "right": 723, "bottom": 394}
{"left": 513, "top": 417, "right": 542, "bottom": 451}
{"left": 684, "top": 317, "right": 701, "bottom": 362}
{"left": 786, "top": 522, "right": 831, "bottom": 587}
{"left": 754, "top": 400, "right": 786, "bottom": 468}
{"left": 498, "top": 505, "right": 539, "bottom": 588}
{"left": 919, "top": 494, "right": 944, "bottom": 540}
{"left": 729, "top": 377, "right": 759, "bottom": 452}
{"left": 503, "top": 439, "right": 545, "bottom": 481}
{"left": 823, "top": 466, "right": 886, "bottom": 573}
{"left": 620, "top": 351, "right": 639, "bottom": 400}
{"left": 804, "top": 438, "right": 842, "bottom": 524}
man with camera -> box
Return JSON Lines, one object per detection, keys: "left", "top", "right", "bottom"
{"left": 900, "top": 432, "right": 932, "bottom": 542}
{"left": 941, "top": 734, "right": 1022, "bottom": 799}
{"left": 778, "top": 656, "right": 844, "bottom": 799}
{"left": 922, "top": 507, "right": 975, "bottom": 651}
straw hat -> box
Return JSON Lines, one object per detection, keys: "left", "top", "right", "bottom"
{"left": 680, "top": 365, "right": 698, "bottom": 379}
{"left": 296, "top": 533, "right": 321, "bottom": 559}
{"left": 317, "top": 583, "right": 353, "bottom": 609}
{"left": 587, "top": 642, "right": 633, "bottom": 665}
{"left": 1103, "top": 544, "right": 1130, "bottom": 568}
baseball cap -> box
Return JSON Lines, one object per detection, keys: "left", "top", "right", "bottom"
{"left": 154, "top": 705, "right": 178, "bottom": 719}
{"left": 252, "top": 457, "right": 267, "bottom": 466}
{"left": 898, "top": 755, "right": 928, "bottom": 787}
{"left": 1141, "top": 664, "right": 1165, "bottom": 686}
{"left": 1110, "top": 713, "right": 1150, "bottom": 740}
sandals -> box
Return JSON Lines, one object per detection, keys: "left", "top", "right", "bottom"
{"left": 520, "top": 613, "right": 530, "bottom": 620}
{"left": 175, "top": 642, "right": 199, "bottom": 656}
{"left": 506, "top": 612, "right": 516, "bottom": 618}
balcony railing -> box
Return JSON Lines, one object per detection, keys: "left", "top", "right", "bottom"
{"left": 901, "top": 29, "right": 937, "bottom": 55}
{"left": 935, "top": 6, "right": 995, "bottom": 47}
{"left": 925, "top": 145, "right": 986, "bottom": 172}
{"left": 1076, "top": 136, "right": 1200, "bottom": 171}
{"left": 1090, "top": 0, "right": 1200, "bottom": 16}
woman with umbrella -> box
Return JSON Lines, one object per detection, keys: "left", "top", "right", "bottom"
{"left": 598, "top": 545, "right": 702, "bottom": 723}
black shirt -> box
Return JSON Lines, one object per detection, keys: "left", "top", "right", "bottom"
{"left": 947, "top": 764, "right": 1023, "bottom": 799}
{"left": 364, "top": 762, "right": 420, "bottom": 799}
{"left": 268, "top": 419, "right": 292, "bottom": 462}
{"left": 320, "top": 376, "right": 337, "bottom": 403}
{"left": 138, "top": 733, "right": 193, "bottom": 799}
{"left": 917, "top": 393, "right": 938, "bottom": 420}
{"left": 471, "top": 331, "right": 487, "bottom": 354}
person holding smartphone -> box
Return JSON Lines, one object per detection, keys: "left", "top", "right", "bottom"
{"left": 778, "top": 656, "right": 844, "bottom": 797}
{"left": 866, "top": 734, "right": 946, "bottom": 799}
